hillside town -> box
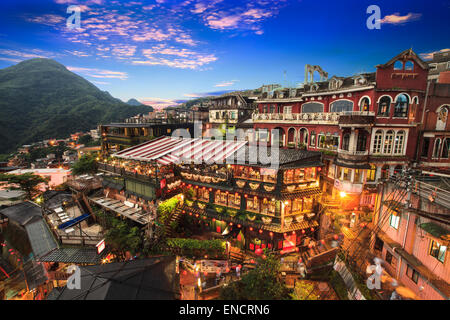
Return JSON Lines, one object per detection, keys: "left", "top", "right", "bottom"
{"left": 0, "top": 49, "right": 449, "bottom": 301}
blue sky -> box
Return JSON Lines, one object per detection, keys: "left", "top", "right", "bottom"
{"left": 0, "top": 0, "right": 449, "bottom": 109}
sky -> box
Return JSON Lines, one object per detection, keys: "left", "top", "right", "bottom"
{"left": 0, "top": 0, "right": 449, "bottom": 109}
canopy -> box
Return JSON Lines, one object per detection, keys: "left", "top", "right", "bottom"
{"left": 113, "top": 136, "right": 247, "bottom": 165}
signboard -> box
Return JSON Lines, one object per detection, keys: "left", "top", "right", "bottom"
{"left": 200, "top": 260, "right": 229, "bottom": 273}
{"left": 96, "top": 239, "right": 106, "bottom": 254}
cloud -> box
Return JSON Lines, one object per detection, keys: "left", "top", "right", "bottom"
{"left": 420, "top": 48, "right": 450, "bottom": 60}
{"left": 215, "top": 80, "right": 239, "bottom": 87}
{"left": 380, "top": 13, "right": 422, "bottom": 25}
{"left": 0, "top": 57, "right": 23, "bottom": 63}
{"left": 25, "top": 14, "right": 65, "bottom": 26}
{"left": 0, "top": 49, "right": 55, "bottom": 59}
{"left": 134, "top": 44, "right": 217, "bottom": 69}
{"left": 138, "top": 97, "right": 182, "bottom": 109}
{"left": 66, "top": 66, "right": 128, "bottom": 80}
{"left": 184, "top": 90, "right": 234, "bottom": 98}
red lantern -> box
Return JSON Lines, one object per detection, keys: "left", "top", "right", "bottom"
{"left": 203, "top": 216, "right": 206, "bottom": 220}
{"left": 229, "top": 222, "right": 233, "bottom": 226}
{"left": 250, "top": 259, "right": 255, "bottom": 264}
{"left": 255, "top": 248, "right": 263, "bottom": 255}
{"left": 298, "top": 258, "right": 302, "bottom": 263}
{"left": 204, "top": 271, "right": 208, "bottom": 276}
{"left": 321, "top": 239, "right": 325, "bottom": 245}
{"left": 262, "top": 255, "right": 267, "bottom": 260}
{"left": 225, "top": 268, "right": 230, "bottom": 273}
{"left": 212, "top": 218, "right": 216, "bottom": 222}
{"left": 308, "top": 243, "right": 313, "bottom": 249}
{"left": 292, "top": 231, "right": 296, "bottom": 235}
{"left": 238, "top": 264, "right": 242, "bottom": 269}
{"left": 237, "top": 224, "right": 241, "bottom": 228}
{"left": 249, "top": 227, "right": 253, "bottom": 231}
{"left": 310, "top": 227, "right": 314, "bottom": 232}
{"left": 269, "top": 232, "right": 273, "bottom": 237}
{"left": 333, "top": 234, "right": 339, "bottom": 240}
{"left": 301, "top": 229, "right": 305, "bottom": 234}
{"left": 259, "top": 229, "right": 263, "bottom": 234}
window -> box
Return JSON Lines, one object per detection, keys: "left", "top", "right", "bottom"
{"left": 310, "top": 132, "right": 316, "bottom": 147}
{"left": 284, "top": 106, "right": 292, "bottom": 114}
{"left": 263, "top": 105, "right": 268, "bottom": 113}
{"left": 302, "top": 102, "right": 324, "bottom": 113}
{"left": 383, "top": 130, "right": 394, "bottom": 154}
{"left": 430, "top": 240, "right": 447, "bottom": 263}
{"left": 394, "top": 94, "right": 409, "bottom": 118}
{"left": 269, "top": 105, "right": 275, "bottom": 113}
{"left": 436, "top": 106, "right": 449, "bottom": 130}
{"left": 360, "top": 97, "right": 370, "bottom": 112}
{"left": 342, "top": 133, "right": 350, "bottom": 151}
{"left": 394, "top": 130, "right": 405, "bottom": 155}
{"left": 354, "top": 169, "right": 362, "bottom": 183}
{"left": 373, "top": 130, "right": 383, "bottom": 154}
{"left": 421, "top": 138, "right": 430, "bottom": 157}
{"left": 330, "top": 100, "right": 354, "bottom": 113}
{"left": 356, "top": 132, "right": 367, "bottom": 152}
{"left": 385, "top": 251, "right": 394, "bottom": 264}
{"left": 433, "top": 138, "right": 441, "bottom": 158}
{"left": 367, "top": 165, "right": 376, "bottom": 182}
{"left": 390, "top": 213, "right": 400, "bottom": 229}
{"left": 343, "top": 168, "right": 351, "bottom": 181}
{"left": 378, "top": 96, "right": 391, "bottom": 117}
{"left": 442, "top": 138, "right": 450, "bottom": 158}
{"left": 405, "top": 61, "right": 414, "bottom": 71}
{"left": 381, "top": 165, "right": 390, "bottom": 180}
{"left": 374, "top": 237, "right": 383, "bottom": 251}
{"left": 406, "top": 265, "right": 419, "bottom": 284}
{"left": 394, "top": 60, "right": 403, "bottom": 70}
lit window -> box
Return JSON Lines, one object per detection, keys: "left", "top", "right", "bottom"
{"left": 390, "top": 213, "right": 400, "bottom": 229}
{"left": 430, "top": 240, "right": 447, "bottom": 263}
{"left": 378, "top": 96, "right": 391, "bottom": 117}
{"left": 383, "top": 130, "right": 394, "bottom": 154}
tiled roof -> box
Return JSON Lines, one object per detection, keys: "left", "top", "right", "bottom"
{"left": 39, "top": 247, "right": 102, "bottom": 264}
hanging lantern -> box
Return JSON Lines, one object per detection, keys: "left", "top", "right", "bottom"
{"left": 259, "top": 229, "right": 263, "bottom": 234}
{"left": 212, "top": 218, "right": 216, "bottom": 222}
{"left": 333, "top": 234, "right": 339, "bottom": 240}
{"left": 249, "top": 227, "right": 253, "bottom": 231}
{"left": 292, "top": 231, "right": 296, "bottom": 235}
{"left": 269, "top": 232, "right": 273, "bottom": 237}
{"left": 310, "top": 227, "right": 314, "bottom": 232}
{"left": 204, "top": 271, "right": 208, "bottom": 276}
{"left": 255, "top": 248, "right": 263, "bottom": 255}
{"left": 229, "top": 222, "right": 233, "bottom": 226}
{"left": 301, "top": 229, "right": 305, "bottom": 234}
{"left": 237, "top": 224, "right": 241, "bottom": 228}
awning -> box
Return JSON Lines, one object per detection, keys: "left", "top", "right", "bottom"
{"left": 334, "top": 160, "right": 371, "bottom": 170}
{"left": 419, "top": 222, "right": 450, "bottom": 242}
{"left": 58, "top": 213, "right": 90, "bottom": 230}
{"left": 113, "top": 136, "right": 247, "bottom": 165}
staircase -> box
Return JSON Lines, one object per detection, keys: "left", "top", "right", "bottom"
{"left": 164, "top": 206, "right": 183, "bottom": 238}
{"left": 229, "top": 247, "right": 245, "bottom": 264}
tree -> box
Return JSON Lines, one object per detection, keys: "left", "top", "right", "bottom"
{"left": 0, "top": 173, "right": 48, "bottom": 200}
{"left": 77, "top": 134, "right": 92, "bottom": 146}
{"left": 71, "top": 155, "right": 97, "bottom": 175}
{"left": 219, "top": 252, "right": 292, "bottom": 300}
{"left": 104, "top": 217, "right": 142, "bottom": 259}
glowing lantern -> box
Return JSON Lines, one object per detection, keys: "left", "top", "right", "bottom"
{"left": 255, "top": 248, "right": 263, "bottom": 255}
{"left": 259, "top": 229, "right": 263, "bottom": 234}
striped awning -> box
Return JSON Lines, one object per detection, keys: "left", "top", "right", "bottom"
{"left": 113, "top": 136, "right": 247, "bottom": 165}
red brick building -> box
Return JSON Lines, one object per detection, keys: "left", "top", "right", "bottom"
{"left": 252, "top": 49, "right": 430, "bottom": 212}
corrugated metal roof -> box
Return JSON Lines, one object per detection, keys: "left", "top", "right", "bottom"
{"left": 25, "top": 219, "right": 58, "bottom": 258}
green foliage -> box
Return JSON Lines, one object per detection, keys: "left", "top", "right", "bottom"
{"left": 157, "top": 196, "right": 179, "bottom": 225}
{"left": 290, "top": 281, "right": 320, "bottom": 300}
{"left": 219, "top": 252, "right": 291, "bottom": 300}
{"left": 77, "top": 134, "right": 92, "bottom": 145}
{"left": 183, "top": 187, "right": 195, "bottom": 201}
{"left": 0, "top": 58, "right": 152, "bottom": 153}
{"left": 166, "top": 238, "right": 226, "bottom": 258}
{"left": 0, "top": 172, "right": 48, "bottom": 199}
{"left": 71, "top": 155, "right": 97, "bottom": 175}
{"left": 329, "top": 270, "right": 349, "bottom": 300}
{"left": 104, "top": 216, "right": 142, "bottom": 257}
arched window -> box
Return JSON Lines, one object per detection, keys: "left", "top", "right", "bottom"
{"left": 373, "top": 130, "right": 383, "bottom": 154}
{"left": 299, "top": 128, "right": 308, "bottom": 146}
{"left": 378, "top": 96, "right": 391, "bottom": 117}
{"left": 442, "top": 138, "right": 450, "bottom": 158}
{"left": 302, "top": 102, "right": 323, "bottom": 113}
{"left": 383, "top": 130, "right": 394, "bottom": 154}
{"left": 394, "top": 94, "right": 409, "bottom": 118}
{"left": 433, "top": 138, "right": 441, "bottom": 158}
{"left": 394, "top": 61, "right": 403, "bottom": 70}
{"left": 342, "top": 133, "right": 350, "bottom": 151}
{"left": 436, "top": 106, "right": 449, "bottom": 131}
{"left": 330, "top": 100, "right": 354, "bottom": 113}
{"left": 287, "top": 128, "right": 296, "bottom": 145}
{"left": 394, "top": 131, "right": 405, "bottom": 155}
{"left": 405, "top": 61, "right": 414, "bottom": 71}
{"left": 367, "top": 165, "right": 376, "bottom": 182}
{"left": 360, "top": 97, "right": 370, "bottom": 112}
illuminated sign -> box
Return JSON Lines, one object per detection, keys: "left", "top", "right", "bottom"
{"left": 96, "top": 239, "right": 105, "bottom": 254}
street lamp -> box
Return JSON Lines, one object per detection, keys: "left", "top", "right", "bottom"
{"left": 340, "top": 191, "right": 347, "bottom": 199}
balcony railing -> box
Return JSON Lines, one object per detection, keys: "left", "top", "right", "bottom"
{"left": 252, "top": 111, "right": 375, "bottom": 124}
{"left": 337, "top": 149, "right": 369, "bottom": 156}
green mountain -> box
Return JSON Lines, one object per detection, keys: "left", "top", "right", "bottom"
{"left": 0, "top": 58, "right": 151, "bottom": 154}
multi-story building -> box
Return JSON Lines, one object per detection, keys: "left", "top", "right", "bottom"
{"left": 206, "top": 93, "right": 257, "bottom": 137}
{"left": 252, "top": 49, "right": 430, "bottom": 212}
{"left": 371, "top": 173, "right": 450, "bottom": 300}
{"left": 427, "top": 50, "right": 450, "bottom": 82}
{"left": 100, "top": 121, "right": 195, "bottom": 154}
{"left": 96, "top": 136, "right": 338, "bottom": 262}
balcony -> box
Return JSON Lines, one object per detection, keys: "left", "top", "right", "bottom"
{"left": 252, "top": 112, "right": 340, "bottom": 124}
{"left": 338, "top": 111, "right": 375, "bottom": 127}
{"left": 337, "top": 149, "right": 369, "bottom": 162}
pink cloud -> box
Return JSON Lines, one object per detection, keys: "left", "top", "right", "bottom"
{"left": 380, "top": 13, "right": 422, "bottom": 25}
